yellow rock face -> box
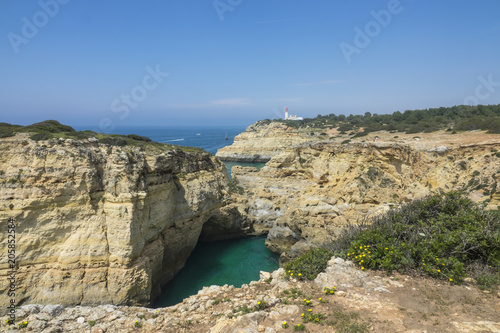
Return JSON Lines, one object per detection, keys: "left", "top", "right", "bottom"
{"left": 0, "top": 134, "right": 230, "bottom": 310}
{"left": 223, "top": 125, "right": 500, "bottom": 259}
{"left": 216, "top": 122, "right": 314, "bottom": 162}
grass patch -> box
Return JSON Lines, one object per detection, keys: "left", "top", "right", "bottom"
{"left": 327, "top": 311, "right": 370, "bottom": 333}
{"left": 284, "top": 248, "right": 332, "bottom": 280}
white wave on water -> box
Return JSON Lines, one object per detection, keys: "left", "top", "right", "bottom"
{"left": 162, "top": 138, "right": 185, "bottom": 142}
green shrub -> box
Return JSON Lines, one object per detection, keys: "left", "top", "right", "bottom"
{"left": 30, "top": 132, "right": 52, "bottom": 141}
{"left": 98, "top": 137, "right": 128, "bottom": 146}
{"left": 0, "top": 126, "right": 15, "bottom": 138}
{"left": 293, "top": 323, "right": 306, "bottom": 331}
{"left": 254, "top": 299, "right": 268, "bottom": 310}
{"left": 127, "top": 134, "right": 152, "bottom": 142}
{"left": 72, "top": 130, "right": 97, "bottom": 139}
{"left": 302, "top": 311, "right": 326, "bottom": 324}
{"left": 330, "top": 192, "right": 500, "bottom": 285}
{"left": 284, "top": 248, "right": 332, "bottom": 280}
{"left": 23, "top": 120, "right": 75, "bottom": 133}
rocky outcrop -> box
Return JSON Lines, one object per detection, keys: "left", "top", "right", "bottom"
{"left": 4, "top": 257, "right": 499, "bottom": 332}
{"left": 226, "top": 127, "right": 500, "bottom": 260}
{"left": 215, "top": 122, "right": 316, "bottom": 162}
{"left": 0, "top": 134, "right": 233, "bottom": 312}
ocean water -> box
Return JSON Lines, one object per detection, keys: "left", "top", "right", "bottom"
{"left": 153, "top": 237, "right": 279, "bottom": 307}
{"left": 73, "top": 125, "right": 255, "bottom": 178}
{"left": 73, "top": 125, "right": 248, "bottom": 155}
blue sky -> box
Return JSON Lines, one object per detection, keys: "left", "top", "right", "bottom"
{"left": 1, "top": 0, "right": 500, "bottom": 129}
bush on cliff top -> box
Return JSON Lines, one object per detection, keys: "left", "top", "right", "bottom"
{"left": 0, "top": 120, "right": 204, "bottom": 152}
{"left": 329, "top": 192, "right": 500, "bottom": 289}
{"left": 260, "top": 103, "right": 500, "bottom": 135}
{"left": 21, "top": 120, "right": 76, "bottom": 134}
{"left": 284, "top": 248, "right": 332, "bottom": 281}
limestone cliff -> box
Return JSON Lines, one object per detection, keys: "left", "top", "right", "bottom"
{"left": 223, "top": 124, "right": 500, "bottom": 260}
{"left": 215, "top": 122, "right": 314, "bottom": 162}
{"left": 0, "top": 133, "right": 232, "bottom": 311}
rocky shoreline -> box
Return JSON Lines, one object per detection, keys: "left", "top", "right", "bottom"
{"left": 0, "top": 133, "right": 248, "bottom": 311}
{"left": 4, "top": 257, "right": 499, "bottom": 332}
{"left": 221, "top": 123, "right": 500, "bottom": 261}
{"left": 2, "top": 122, "right": 500, "bottom": 332}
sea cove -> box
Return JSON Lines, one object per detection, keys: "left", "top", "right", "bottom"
{"left": 153, "top": 236, "right": 279, "bottom": 307}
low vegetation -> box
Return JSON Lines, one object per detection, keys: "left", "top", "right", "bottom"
{"left": 284, "top": 248, "right": 332, "bottom": 280}
{"left": 329, "top": 191, "right": 500, "bottom": 290}
{"left": 0, "top": 120, "right": 203, "bottom": 152}
{"left": 259, "top": 103, "right": 500, "bottom": 135}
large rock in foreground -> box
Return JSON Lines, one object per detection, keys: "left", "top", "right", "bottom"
{"left": 3, "top": 257, "right": 499, "bottom": 332}
{"left": 0, "top": 134, "right": 230, "bottom": 312}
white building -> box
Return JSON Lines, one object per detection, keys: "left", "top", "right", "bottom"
{"left": 284, "top": 107, "right": 303, "bottom": 120}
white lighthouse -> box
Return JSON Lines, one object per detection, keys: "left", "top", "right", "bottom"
{"left": 284, "top": 107, "right": 303, "bottom": 121}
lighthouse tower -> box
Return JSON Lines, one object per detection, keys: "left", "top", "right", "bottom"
{"left": 285, "top": 107, "right": 289, "bottom": 120}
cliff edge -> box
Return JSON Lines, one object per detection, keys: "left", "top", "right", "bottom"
{"left": 0, "top": 132, "right": 233, "bottom": 311}
{"left": 220, "top": 123, "right": 500, "bottom": 260}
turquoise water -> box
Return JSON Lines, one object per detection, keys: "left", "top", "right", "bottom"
{"left": 72, "top": 126, "right": 276, "bottom": 307}
{"left": 153, "top": 237, "right": 279, "bottom": 307}
{"left": 223, "top": 161, "right": 266, "bottom": 179}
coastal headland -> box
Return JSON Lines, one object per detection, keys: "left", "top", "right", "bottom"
{"left": 1, "top": 112, "right": 500, "bottom": 332}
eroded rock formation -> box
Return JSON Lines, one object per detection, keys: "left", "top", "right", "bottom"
{"left": 221, "top": 123, "right": 500, "bottom": 260}
{"left": 0, "top": 133, "right": 234, "bottom": 311}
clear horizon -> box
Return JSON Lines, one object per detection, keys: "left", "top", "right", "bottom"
{"left": 1, "top": 1, "right": 500, "bottom": 130}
